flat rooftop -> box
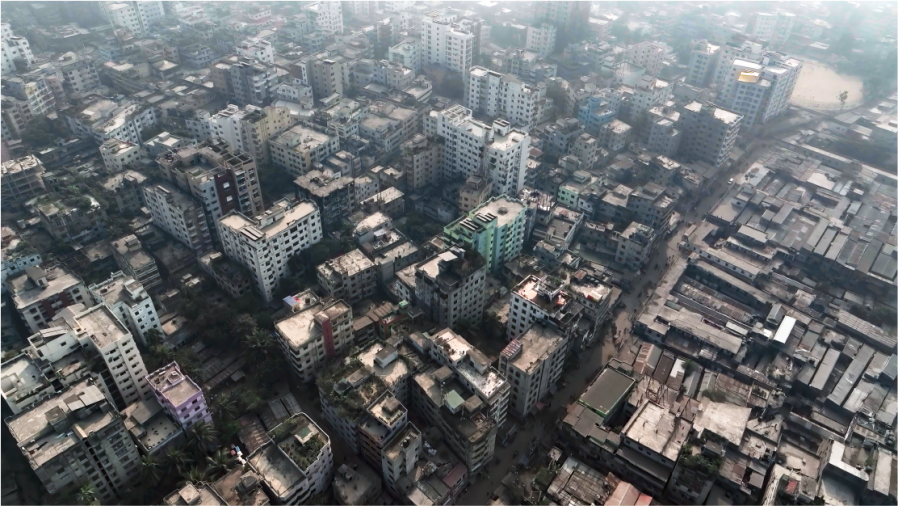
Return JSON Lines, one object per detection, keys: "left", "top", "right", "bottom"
{"left": 8, "top": 266, "right": 81, "bottom": 310}
{"left": 580, "top": 368, "right": 635, "bottom": 417}
{"left": 318, "top": 249, "right": 374, "bottom": 278}
{"left": 692, "top": 399, "right": 751, "bottom": 447}
{"left": 219, "top": 199, "right": 318, "bottom": 242}
{"left": 622, "top": 401, "right": 691, "bottom": 461}
{"left": 503, "top": 321, "right": 567, "bottom": 375}
{"left": 275, "top": 300, "right": 350, "bottom": 350}
{"left": 77, "top": 304, "right": 131, "bottom": 349}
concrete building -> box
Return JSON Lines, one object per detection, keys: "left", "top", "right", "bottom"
{"left": 359, "top": 101, "right": 418, "bottom": 159}
{"left": 5, "top": 377, "right": 142, "bottom": 503}
{"left": 100, "top": 138, "right": 140, "bottom": 173}
{"left": 99, "top": 170, "right": 146, "bottom": 214}
{"left": 37, "top": 195, "right": 107, "bottom": 245}
{"left": 381, "top": 424, "right": 422, "bottom": 497}
{"left": 1, "top": 155, "right": 46, "bottom": 204}
{"left": 499, "top": 320, "right": 569, "bottom": 418}
{"left": 205, "top": 104, "right": 294, "bottom": 164}
{"left": 1, "top": 232, "right": 41, "bottom": 296}
{"left": 624, "top": 41, "right": 666, "bottom": 76}
{"left": 333, "top": 460, "right": 382, "bottom": 505}
{"left": 111, "top": 234, "right": 161, "bottom": 291}
{"left": 599, "top": 119, "right": 632, "bottom": 152}
{"left": 248, "top": 413, "right": 334, "bottom": 505}
{"left": 719, "top": 52, "right": 802, "bottom": 127}
{"left": 143, "top": 183, "right": 214, "bottom": 254}
{"left": 507, "top": 275, "right": 571, "bottom": 340}
{"left": 465, "top": 67, "right": 544, "bottom": 132}
{"left": 271, "top": 125, "right": 340, "bottom": 177}
{"left": 27, "top": 303, "right": 153, "bottom": 409}
{"left": 225, "top": 57, "right": 281, "bottom": 107}
{"left": 5, "top": 265, "right": 86, "bottom": 334}
{"left": 414, "top": 248, "right": 487, "bottom": 328}
{"left": 360, "top": 187, "right": 405, "bottom": 219}
{"left": 422, "top": 13, "right": 476, "bottom": 74}
{"left": 316, "top": 358, "right": 390, "bottom": 456}
{"left": 294, "top": 169, "right": 355, "bottom": 232}
{"left": 532, "top": 1, "right": 590, "bottom": 40}
{"left": 749, "top": 11, "right": 795, "bottom": 46}
{"left": 645, "top": 105, "right": 681, "bottom": 158}
{"left": 198, "top": 251, "right": 253, "bottom": 300}
{"left": 276, "top": 291, "right": 353, "bottom": 381}
{"left": 710, "top": 40, "right": 764, "bottom": 90}
{"left": 88, "top": 271, "right": 160, "bottom": 345}
{"left": 459, "top": 175, "right": 493, "bottom": 214}
{"left": 157, "top": 140, "right": 265, "bottom": 240}
{"left": 526, "top": 23, "right": 557, "bottom": 58}
{"left": 410, "top": 327, "right": 510, "bottom": 473}
{"left": 424, "top": 105, "right": 530, "bottom": 195}
{"left": 401, "top": 134, "right": 442, "bottom": 191}
{"left": 686, "top": 40, "right": 720, "bottom": 87}
{"left": 218, "top": 198, "right": 323, "bottom": 303}
{"left": 305, "top": 1, "right": 343, "bottom": 34}
{"left": 54, "top": 51, "right": 100, "bottom": 94}
{"left": 1, "top": 26, "right": 34, "bottom": 74}
{"left": 679, "top": 102, "right": 743, "bottom": 167}
{"left": 317, "top": 249, "right": 377, "bottom": 304}
{"left": 100, "top": 1, "right": 164, "bottom": 37}
{"left": 146, "top": 361, "right": 212, "bottom": 430}
{"left": 388, "top": 37, "right": 421, "bottom": 73}
{"left": 236, "top": 38, "right": 274, "bottom": 64}
{"left": 62, "top": 96, "right": 158, "bottom": 144}
{"left": 444, "top": 195, "right": 527, "bottom": 274}
{"left": 615, "top": 222, "right": 657, "bottom": 270}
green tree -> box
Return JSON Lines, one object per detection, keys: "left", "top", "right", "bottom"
{"left": 839, "top": 91, "right": 849, "bottom": 110}
{"left": 190, "top": 421, "right": 218, "bottom": 450}
{"left": 140, "top": 454, "right": 163, "bottom": 482}
{"left": 75, "top": 483, "right": 98, "bottom": 505}
{"left": 165, "top": 446, "right": 193, "bottom": 472}
{"left": 230, "top": 313, "right": 258, "bottom": 342}
{"left": 243, "top": 328, "right": 276, "bottom": 363}
{"left": 179, "top": 466, "right": 206, "bottom": 486}
{"left": 212, "top": 395, "right": 238, "bottom": 420}
{"left": 20, "top": 116, "right": 57, "bottom": 149}
{"left": 205, "top": 449, "right": 233, "bottom": 479}
{"left": 144, "top": 328, "right": 162, "bottom": 347}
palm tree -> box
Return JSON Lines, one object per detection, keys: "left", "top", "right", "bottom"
{"left": 180, "top": 466, "right": 206, "bottom": 486}
{"left": 140, "top": 454, "right": 163, "bottom": 483}
{"left": 205, "top": 449, "right": 232, "bottom": 479}
{"left": 839, "top": 90, "right": 849, "bottom": 110}
{"left": 190, "top": 421, "right": 219, "bottom": 454}
{"left": 212, "top": 395, "right": 238, "bottom": 420}
{"left": 75, "top": 483, "right": 97, "bottom": 505}
{"left": 165, "top": 446, "right": 193, "bottom": 472}
{"left": 243, "top": 328, "right": 275, "bottom": 363}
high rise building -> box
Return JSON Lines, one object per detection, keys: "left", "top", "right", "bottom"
{"left": 54, "top": 52, "right": 101, "bottom": 94}
{"left": 400, "top": 134, "right": 442, "bottom": 191}
{"left": 710, "top": 40, "right": 764, "bottom": 90}
{"left": 205, "top": 104, "right": 294, "bottom": 164}
{"left": 110, "top": 234, "right": 162, "bottom": 292}
{"left": 499, "top": 320, "right": 569, "bottom": 418}
{"left": 100, "top": 1, "right": 164, "bottom": 37}
{"left": 444, "top": 196, "right": 527, "bottom": 274}
{"left": 157, "top": 139, "right": 265, "bottom": 243}
{"left": 5, "top": 265, "right": 86, "bottom": 334}
{"left": 624, "top": 41, "right": 666, "bottom": 76}
{"left": 532, "top": 1, "right": 591, "bottom": 44}
{"left": 1, "top": 23, "right": 34, "bottom": 75}
{"left": 414, "top": 248, "right": 487, "bottom": 328}
{"left": 465, "top": 67, "right": 544, "bottom": 132}
{"left": 275, "top": 291, "right": 353, "bottom": 381}
{"left": 686, "top": 40, "right": 720, "bottom": 87}
{"left": 304, "top": 1, "right": 344, "bottom": 34}
{"left": 26, "top": 303, "right": 153, "bottom": 409}
{"left": 5, "top": 377, "right": 142, "bottom": 503}
{"left": 719, "top": 52, "right": 802, "bottom": 127}
{"left": 679, "top": 102, "right": 743, "bottom": 167}
{"left": 270, "top": 124, "right": 341, "bottom": 177}
{"left": 316, "top": 249, "right": 377, "bottom": 304}
{"left": 88, "top": 271, "right": 161, "bottom": 345}
{"left": 143, "top": 183, "right": 214, "bottom": 255}
{"left": 422, "top": 13, "right": 476, "bottom": 74}
{"left": 425, "top": 105, "right": 530, "bottom": 196}
{"left": 1, "top": 155, "right": 46, "bottom": 204}
{"left": 218, "top": 198, "right": 323, "bottom": 303}
{"left": 294, "top": 169, "right": 355, "bottom": 232}
{"left": 526, "top": 23, "right": 557, "bottom": 58}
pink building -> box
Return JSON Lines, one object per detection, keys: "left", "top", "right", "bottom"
{"left": 146, "top": 361, "right": 212, "bottom": 430}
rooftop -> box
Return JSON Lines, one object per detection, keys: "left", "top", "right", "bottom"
{"left": 249, "top": 414, "right": 328, "bottom": 498}
{"left": 146, "top": 362, "right": 202, "bottom": 407}
{"left": 580, "top": 367, "right": 636, "bottom": 417}
{"left": 219, "top": 198, "right": 318, "bottom": 242}
{"left": 622, "top": 401, "right": 691, "bottom": 461}
{"left": 122, "top": 398, "right": 183, "bottom": 454}
{"left": 275, "top": 297, "right": 350, "bottom": 350}
{"left": 7, "top": 265, "right": 82, "bottom": 310}
{"left": 502, "top": 321, "right": 567, "bottom": 375}
{"left": 692, "top": 399, "right": 751, "bottom": 447}
{"left": 318, "top": 249, "right": 375, "bottom": 278}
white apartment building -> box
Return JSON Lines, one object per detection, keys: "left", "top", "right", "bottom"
{"left": 205, "top": 104, "right": 293, "bottom": 164}
{"left": 466, "top": 67, "right": 544, "bottom": 132}
{"left": 55, "top": 52, "right": 100, "bottom": 94}
{"left": 388, "top": 38, "right": 421, "bottom": 73}
{"left": 679, "top": 102, "right": 743, "bottom": 167}
{"left": 710, "top": 40, "right": 764, "bottom": 90}
{"left": 750, "top": 11, "right": 795, "bottom": 46}
{"left": 720, "top": 53, "right": 803, "bottom": 127}
{"left": 100, "top": 1, "right": 164, "bottom": 37}
{"left": 401, "top": 134, "right": 442, "bottom": 191}
{"left": 422, "top": 14, "right": 475, "bottom": 74}
{"left": 526, "top": 23, "right": 557, "bottom": 59}
{"left": 499, "top": 321, "right": 568, "bottom": 418}
{"left": 275, "top": 291, "right": 352, "bottom": 381}
{"left": 143, "top": 183, "right": 214, "bottom": 254}
{"left": 624, "top": 41, "right": 666, "bottom": 76}
{"left": 508, "top": 275, "right": 570, "bottom": 340}
{"left": 64, "top": 97, "right": 157, "bottom": 144}
{"left": 599, "top": 119, "right": 632, "bottom": 152}
{"left": 1, "top": 30, "right": 34, "bottom": 75}
{"left": 425, "top": 105, "right": 531, "bottom": 196}
{"left": 317, "top": 249, "right": 376, "bottom": 304}
{"left": 219, "top": 198, "right": 323, "bottom": 304}
{"left": 88, "top": 271, "right": 161, "bottom": 346}
{"left": 236, "top": 38, "right": 275, "bottom": 64}
{"left": 28, "top": 303, "right": 153, "bottom": 409}
{"left": 271, "top": 125, "right": 341, "bottom": 177}
{"left": 686, "top": 40, "right": 720, "bottom": 88}
{"left": 99, "top": 138, "right": 140, "bottom": 173}
{"left": 625, "top": 76, "right": 672, "bottom": 120}
{"left": 305, "top": 1, "right": 344, "bottom": 34}
{"left": 645, "top": 105, "right": 681, "bottom": 158}
{"left": 615, "top": 222, "right": 656, "bottom": 269}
